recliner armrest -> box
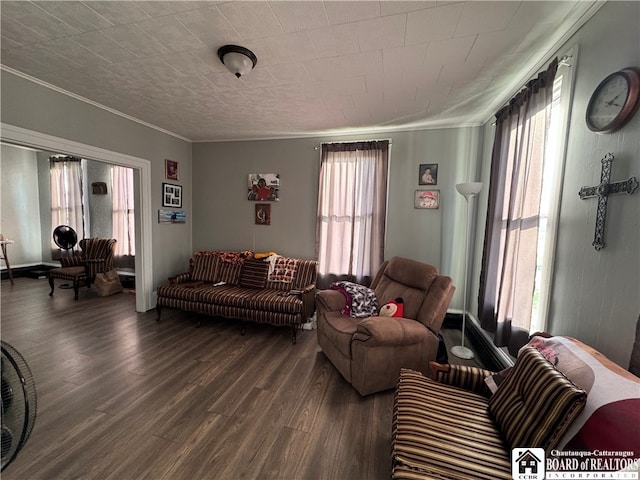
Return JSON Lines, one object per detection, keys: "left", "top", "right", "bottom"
{"left": 353, "top": 317, "right": 432, "bottom": 346}
{"left": 316, "top": 289, "right": 347, "bottom": 312}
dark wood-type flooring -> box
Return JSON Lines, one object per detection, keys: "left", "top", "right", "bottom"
{"left": 1, "top": 277, "right": 479, "bottom": 480}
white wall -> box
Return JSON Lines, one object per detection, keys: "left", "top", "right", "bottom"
{"left": 0, "top": 145, "right": 42, "bottom": 267}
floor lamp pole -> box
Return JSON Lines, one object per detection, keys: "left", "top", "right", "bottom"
{"left": 451, "top": 182, "right": 482, "bottom": 360}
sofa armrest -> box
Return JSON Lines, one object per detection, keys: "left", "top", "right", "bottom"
{"left": 353, "top": 317, "right": 432, "bottom": 347}
{"left": 298, "top": 284, "right": 317, "bottom": 320}
{"left": 316, "top": 289, "right": 347, "bottom": 312}
{"left": 169, "top": 272, "right": 193, "bottom": 284}
{"left": 430, "top": 361, "right": 495, "bottom": 397}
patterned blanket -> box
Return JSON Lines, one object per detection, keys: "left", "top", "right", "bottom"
{"left": 330, "top": 281, "right": 378, "bottom": 318}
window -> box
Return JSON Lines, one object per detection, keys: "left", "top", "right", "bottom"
{"left": 479, "top": 53, "right": 573, "bottom": 347}
{"left": 50, "top": 156, "right": 85, "bottom": 251}
{"left": 111, "top": 165, "right": 135, "bottom": 257}
{"left": 315, "top": 140, "right": 389, "bottom": 288}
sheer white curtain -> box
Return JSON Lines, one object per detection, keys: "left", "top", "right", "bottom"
{"left": 315, "top": 140, "right": 389, "bottom": 288}
{"left": 111, "top": 165, "right": 135, "bottom": 256}
{"left": 50, "top": 156, "right": 84, "bottom": 250}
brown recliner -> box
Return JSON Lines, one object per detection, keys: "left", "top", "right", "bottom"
{"left": 316, "top": 256, "right": 455, "bottom": 396}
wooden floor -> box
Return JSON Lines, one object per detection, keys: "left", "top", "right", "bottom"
{"left": 1, "top": 278, "right": 396, "bottom": 480}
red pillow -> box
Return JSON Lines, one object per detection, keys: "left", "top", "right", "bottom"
{"left": 379, "top": 298, "right": 404, "bottom": 318}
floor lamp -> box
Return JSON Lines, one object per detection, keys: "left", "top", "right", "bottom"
{"left": 451, "top": 181, "right": 483, "bottom": 360}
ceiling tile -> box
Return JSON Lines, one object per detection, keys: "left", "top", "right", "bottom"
{"left": 73, "top": 31, "right": 138, "bottom": 64}
{"left": 0, "top": 1, "right": 82, "bottom": 39}
{"left": 266, "top": 31, "right": 318, "bottom": 63}
{"left": 270, "top": 1, "right": 329, "bottom": 33}
{"left": 356, "top": 14, "right": 406, "bottom": 53}
{"left": 405, "top": 3, "right": 464, "bottom": 45}
{"left": 101, "top": 24, "right": 171, "bottom": 58}
{"left": 308, "top": 23, "right": 360, "bottom": 58}
{"left": 136, "top": 16, "right": 205, "bottom": 53}
{"left": 34, "top": 1, "right": 113, "bottom": 31}
{"left": 175, "top": 6, "right": 242, "bottom": 46}
{"left": 381, "top": 1, "right": 438, "bottom": 16}
{"left": 83, "top": 1, "right": 151, "bottom": 25}
{"left": 216, "top": 2, "right": 284, "bottom": 40}
{"left": 454, "top": 1, "right": 520, "bottom": 36}
{"left": 324, "top": 1, "right": 381, "bottom": 26}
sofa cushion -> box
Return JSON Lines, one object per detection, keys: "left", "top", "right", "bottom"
{"left": 392, "top": 368, "right": 511, "bottom": 480}
{"left": 268, "top": 256, "right": 299, "bottom": 283}
{"left": 191, "top": 254, "right": 219, "bottom": 282}
{"left": 488, "top": 347, "right": 587, "bottom": 452}
{"left": 239, "top": 259, "right": 269, "bottom": 288}
{"left": 216, "top": 261, "right": 243, "bottom": 285}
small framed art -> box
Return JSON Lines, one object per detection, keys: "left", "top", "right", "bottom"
{"left": 419, "top": 163, "right": 438, "bottom": 185}
{"left": 165, "top": 159, "right": 179, "bottom": 181}
{"left": 415, "top": 190, "right": 440, "bottom": 209}
{"left": 162, "top": 183, "right": 182, "bottom": 208}
{"left": 158, "top": 209, "right": 186, "bottom": 224}
{"left": 255, "top": 203, "right": 271, "bottom": 225}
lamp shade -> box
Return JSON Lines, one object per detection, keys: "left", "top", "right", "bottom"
{"left": 217, "top": 45, "right": 257, "bottom": 78}
{"left": 456, "top": 182, "right": 483, "bottom": 198}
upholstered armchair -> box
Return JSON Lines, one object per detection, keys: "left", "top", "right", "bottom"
{"left": 316, "top": 256, "right": 455, "bottom": 396}
{"left": 49, "top": 238, "right": 117, "bottom": 300}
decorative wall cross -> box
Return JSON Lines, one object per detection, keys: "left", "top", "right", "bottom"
{"left": 579, "top": 153, "right": 638, "bottom": 250}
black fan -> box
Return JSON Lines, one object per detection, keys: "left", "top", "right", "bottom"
{"left": 52, "top": 225, "right": 78, "bottom": 252}
{"left": 1, "top": 341, "right": 37, "bottom": 471}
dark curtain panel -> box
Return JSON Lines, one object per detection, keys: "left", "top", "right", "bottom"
{"left": 478, "top": 58, "right": 558, "bottom": 349}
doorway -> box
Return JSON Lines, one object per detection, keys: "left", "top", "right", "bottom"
{"left": 1, "top": 123, "right": 153, "bottom": 312}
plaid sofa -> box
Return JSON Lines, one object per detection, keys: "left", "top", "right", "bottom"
{"left": 392, "top": 347, "right": 588, "bottom": 479}
{"left": 156, "top": 251, "right": 318, "bottom": 343}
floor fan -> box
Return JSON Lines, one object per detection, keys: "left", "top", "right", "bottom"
{"left": 52, "top": 225, "right": 78, "bottom": 253}
{"left": 1, "top": 341, "right": 37, "bottom": 471}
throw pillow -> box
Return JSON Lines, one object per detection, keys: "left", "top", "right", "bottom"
{"left": 488, "top": 347, "right": 587, "bottom": 451}
{"left": 191, "top": 254, "right": 219, "bottom": 282}
{"left": 379, "top": 298, "right": 404, "bottom": 317}
{"left": 239, "top": 259, "right": 269, "bottom": 288}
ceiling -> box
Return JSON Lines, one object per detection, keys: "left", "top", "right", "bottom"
{"left": 1, "top": 1, "right": 600, "bottom": 142}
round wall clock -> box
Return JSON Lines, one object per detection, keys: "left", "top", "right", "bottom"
{"left": 586, "top": 67, "right": 640, "bottom": 133}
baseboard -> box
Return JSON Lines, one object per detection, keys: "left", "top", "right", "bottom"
{"left": 443, "top": 313, "right": 514, "bottom": 371}
{"left": 1, "top": 264, "right": 55, "bottom": 280}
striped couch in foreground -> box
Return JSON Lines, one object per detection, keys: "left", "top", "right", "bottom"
{"left": 392, "top": 346, "right": 588, "bottom": 480}
{"left": 156, "top": 251, "right": 318, "bottom": 343}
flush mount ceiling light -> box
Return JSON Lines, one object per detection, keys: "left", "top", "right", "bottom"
{"left": 217, "top": 45, "right": 257, "bottom": 78}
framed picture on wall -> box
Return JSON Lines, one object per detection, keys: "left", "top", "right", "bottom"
{"left": 247, "top": 173, "right": 280, "bottom": 201}
{"left": 165, "top": 159, "right": 179, "bottom": 181}
{"left": 158, "top": 209, "right": 186, "bottom": 224}
{"left": 415, "top": 190, "right": 440, "bottom": 209}
{"left": 419, "top": 163, "right": 438, "bottom": 185}
{"left": 255, "top": 203, "right": 271, "bottom": 225}
{"left": 162, "top": 183, "right": 182, "bottom": 208}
